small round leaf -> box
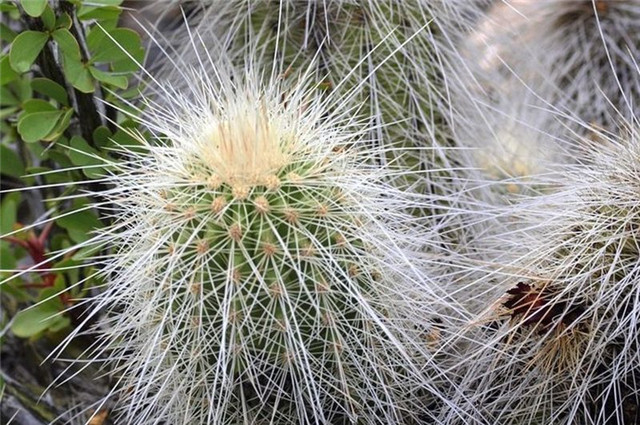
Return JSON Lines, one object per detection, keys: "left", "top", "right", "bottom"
{"left": 17, "top": 110, "right": 64, "bottom": 143}
{"left": 11, "top": 301, "right": 64, "bottom": 338}
{"left": 31, "top": 78, "right": 69, "bottom": 105}
{"left": 9, "top": 31, "right": 49, "bottom": 73}
{"left": 0, "top": 144, "right": 25, "bottom": 178}
{"left": 20, "top": 0, "right": 47, "bottom": 17}
{"left": 56, "top": 206, "right": 103, "bottom": 243}
{"left": 0, "top": 55, "right": 19, "bottom": 85}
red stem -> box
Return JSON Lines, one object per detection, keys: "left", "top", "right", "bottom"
{"left": 2, "top": 236, "right": 30, "bottom": 250}
{"left": 37, "top": 221, "right": 55, "bottom": 246}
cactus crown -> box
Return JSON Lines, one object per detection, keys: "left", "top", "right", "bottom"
{"left": 73, "top": 50, "right": 437, "bottom": 424}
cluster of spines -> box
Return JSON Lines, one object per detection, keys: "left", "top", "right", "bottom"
{"left": 55, "top": 43, "right": 454, "bottom": 422}
{"left": 7, "top": 1, "right": 639, "bottom": 424}
{"left": 439, "top": 124, "right": 640, "bottom": 425}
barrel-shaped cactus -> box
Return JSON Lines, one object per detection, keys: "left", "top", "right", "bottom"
{"left": 446, "top": 0, "right": 640, "bottom": 195}
{"left": 462, "top": 0, "right": 640, "bottom": 130}
{"left": 68, "top": 39, "right": 450, "bottom": 423}
{"left": 160, "top": 1, "right": 461, "bottom": 190}
{"left": 443, "top": 123, "right": 640, "bottom": 425}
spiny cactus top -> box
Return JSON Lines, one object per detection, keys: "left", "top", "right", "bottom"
{"left": 443, "top": 124, "right": 640, "bottom": 425}
{"left": 159, "top": 1, "right": 460, "bottom": 188}
{"left": 448, "top": 0, "right": 640, "bottom": 191}
{"left": 63, "top": 42, "right": 451, "bottom": 423}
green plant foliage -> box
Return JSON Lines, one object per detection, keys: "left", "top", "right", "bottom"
{"left": 17, "top": 109, "right": 64, "bottom": 143}
{"left": 55, "top": 203, "right": 103, "bottom": 244}
{"left": 0, "top": 192, "right": 19, "bottom": 236}
{"left": 40, "top": 5, "right": 56, "bottom": 30}
{"left": 88, "top": 65, "right": 128, "bottom": 89}
{"left": 0, "top": 22, "right": 18, "bottom": 43}
{"left": 11, "top": 297, "right": 70, "bottom": 338}
{"left": 0, "top": 144, "right": 24, "bottom": 177}
{"left": 53, "top": 28, "right": 94, "bottom": 92}
{"left": 19, "top": 0, "right": 47, "bottom": 18}
{"left": 77, "top": 0, "right": 123, "bottom": 21}
{"left": 87, "top": 26, "right": 143, "bottom": 71}
{"left": 9, "top": 30, "right": 49, "bottom": 73}
{"left": 31, "top": 77, "right": 69, "bottom": 106}
{"left": 0, "top": 55, "right": 19, "bottom": 85}
{"left": 0, "top": 0, "right": 145, "bottom": 346}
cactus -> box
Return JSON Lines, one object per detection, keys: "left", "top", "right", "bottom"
{"left": 434, "top": 3, "right": 640, "bottom": 420}
{"left": 447, "top": 0, "right": 640, "bottom": 193}
{"left": 442, "top": 121, "right": 640, "bottom": 425}
{"left": 463, "top": 0, "right": 640, "bottom": 129}
{"left": 54, "top": 31, "right": 456, "bottom": 423}
{"left": 159, "top": 1, "right": 464, "bottom": 192}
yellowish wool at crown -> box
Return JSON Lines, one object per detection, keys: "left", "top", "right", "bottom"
{"left": 195, "top": 101, "right": 291, "bottom": 188}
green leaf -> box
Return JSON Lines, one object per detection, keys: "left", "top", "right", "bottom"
{"left": 63, "top": 57, "right": 94, "bottom": 93}
{"left": 46, "top": 150, "right": 72, "bottom": 169}
{"left": 46, "top": 315, "right": 71, "bottom": 333}
{"left": 68, "top": 135, "right": 107, "bottom": 178}
{"left": 22, "top": 98, "right": 56, "bottom": 113}
{"left": 14, "top": 78, "right": 32, "bottom": 101}
{"left": 106, "top": 87, "right": 130, "bottom": 102}
{"left": 46, "top": 170, "right": 72, "bottom": 186}
{"left": 56, "top": 207, "right": 102, "bottom": 243}
{"left": 20, "top": 0, "right": 47, "bottom": 17}
{"left": 78, "top": 5, "right": 121, "bottom": 21}
{"left": 0, "top": 123, "right": 12, "bottom": 144}
{"left": 0, "top": 106, "right": 19, "bottom": 118}
{"left": 0, "top": 144, "right": 25, "bottom": 178}
{"left": 31, "top": 78, "right": 69, "bottom": 106}
{"left": 112, "top": 121, "right": 143, "bottom": 148}
{"left": 67, "top": 135, "right": 99, "bottom": 165}
{"left": 0, "top": 192, "right": 20, "bottom": 235}
{"left": 71, "top": 244, "right": 101, "bottom": 261}
{"left": 89, "top": 66, "right": 127, "bottom": 89}
{"left": 25, "top": 165, "right": 50, "bottom": 175}
{"left": 52, "top": 30, "right": 95, "bottom": 93}
{"left": 0, "top": 243, "right": 16, "bottom": 270}
{"left": 52, "top": 28, "right": 80, "bottom": 60}
{"left": 40, "top": 5, "right": 56, "bottom": 30}
{"left": 55, "top": 13, "right": 72, "bottom": 30}
{"left": 85, "top": 0, "right": 122, "bottom": 5}
{"left": 49, "top": 233, "right": 68, "bottom": 253}
{"left": 0, "top": 23, "right": 17, "bottom": 43}
{"left": 11, "top": 300, "right": 64, "bottom": 338}
{"left": 9, "top": 31, "right": 48, "bottom": 73}
{"left": 0, "top": 280, "right": 33, "bottom": 302}
{"left": 17, "top": 110, "right": 64, "bottom": 143}
{"left": 52, "top": 257, "right": 81, "bottom": 272}
{"left": 88, "top": 27, "right": 143, "bottom": 69}
{"left": 92, "top": 125, "right": 111, "bottom": 147}
{"left": 42, "top": 107, "right": 73, "bottom": 141}
{"left": 96, "top": 18, "right": 119, "bottom": 31}
{"left": 0, "top": 86, "right": 19, "bottom": 106}
{"left": 0, "top": 55, "right": 19, "bottom": 85}
{"left": 39, "top": 275, "right": 67, "bottom": 301}
{"left": 0, "top": 3, "right": 19, "bottom": 13}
